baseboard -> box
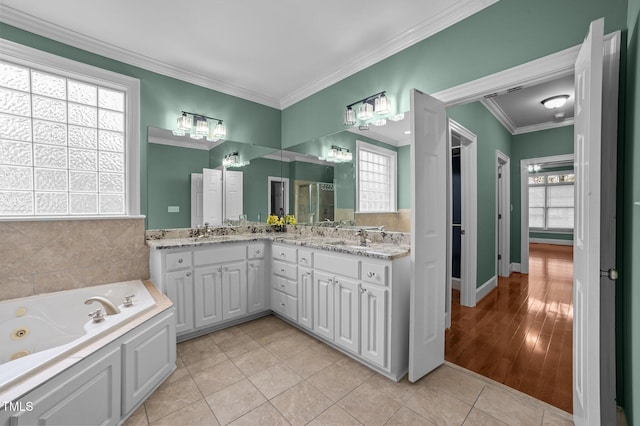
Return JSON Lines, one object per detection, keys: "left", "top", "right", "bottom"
{"left": 451, "top": 277, "right": 461, "bottom": 290}
{"left": 476, "top": 275, "right": 497, "bottom": 303}
{"left": 529, "top": 238, "right": 574, "bottom": 246}
{"left": 511, "top": 262, "right": 521, "bottom": 273}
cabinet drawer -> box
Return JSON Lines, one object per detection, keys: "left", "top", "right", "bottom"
{"left": 273, "top": 244, "right": 297, "bottom": 263}
{"left": 315, "top": 252, "right": 360, "bottom": 278}
{"left": 193, "top": 244, "right": 245, "bottom": 266}
{"left": 272, "top": 260, "right": 297, "bottom": 280}
{"left": 298, "top": 249, "right": 313, "bottom": 267}
{"left": 166, "top": 251, "right": 192, "bottom": 271}
{"left": 272, "top": 289, "right": 297, "bottom": 321}
{"left": 362, "top": 262, "right": 388, "bottom": 286}
{"left": 272, "top": 275, "right": 297, "bottom": 297}
{"left": 247, "top": 243, "right": 265, "bottom": 259}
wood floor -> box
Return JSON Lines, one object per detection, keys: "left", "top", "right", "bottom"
{"left": 445, "top": 243, "right": 573, "bottom": 413}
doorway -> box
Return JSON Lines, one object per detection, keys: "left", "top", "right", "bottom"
{"left": 496, "top": 151, "right": 510, "bottom": 278}
{"left": 267, "top": 176, "right": 289, "bottom": 217}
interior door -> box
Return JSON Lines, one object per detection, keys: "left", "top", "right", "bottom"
{"left": 573, "top": 18, "right": 603, "bottom": 424}
{"left": 190, "top": 173, "right": 203, "bottom": 228}
{"left": 408, "top": 89, "right": 448, "bottom": 382}
{"left": 224, "top": 169, "right": 243, "bottom": 221}
{"left": 203, "top": 168, "right": 223, "bottom": 226}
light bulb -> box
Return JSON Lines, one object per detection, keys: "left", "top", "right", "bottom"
{"left": 357, "top": 102, "right": 373, "bottom": 120}
{"left": 213, "top": 121, "right": 226, "bottom": 140}
{"left": 374, "top": 94, "right": 390, "bottom": 114}
{"left": 176, "top": 113, "right": 192, "bottom": 132}
{"left": 344, "top": 107, "right": 356, "bottom": 126}
{"left": 195, "top": 117, "right": 209, "bottom": 137}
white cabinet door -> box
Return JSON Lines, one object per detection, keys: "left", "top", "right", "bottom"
{"left": 194, "top": 266, "right": 223, "bottom": 328}
{"left": 298, "top": 267, "right": 313, "bottom": 330}
{"left": 166, "top": 270, "right": 194, "bottom": 334}
{"left": 122, "top": 312, "right": 176, "bottom": 415}
{"left": 10, "top": 347, "right": 121, "bottom": 426}
{"left": 314, "top": 271, "right": 334, "bottom": 341}
{"left": 333, "top": 276, "right": 359, "bottom": 353}
{"left": 248, "top": 259, "right": 267, "bottom": 313}
{"left": 360, "top": 284, "right": 388, "bottom": 368}
{"left": 222, "top": 261, "right": 247, "bottom": 320}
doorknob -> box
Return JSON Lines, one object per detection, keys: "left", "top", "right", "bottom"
{"left": 600, "top": 268, "right": 619, "bottom": 281}
{"left": 461, "top": 229, "right": 466, "bottom": 235}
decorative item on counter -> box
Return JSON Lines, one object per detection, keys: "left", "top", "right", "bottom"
{"left": 285, "top": 215, "right": 296, "bottom": 225}
{"left": 267, "top": 214, "right": 285, "bottom": 232}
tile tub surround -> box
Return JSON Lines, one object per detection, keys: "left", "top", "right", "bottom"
{"left": 0, "top": 218, "right": 149, "bottom": 301}
{"left": 124, "top": 315, "right": 574, "bottom": 426}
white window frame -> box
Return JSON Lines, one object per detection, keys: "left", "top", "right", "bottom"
{"left": 0, "top": 39, "right": 141, "bottom": 220}
{"left": 528, "top": 170, "right": 574, "bottom": 233}
{"left": 356, "top": 140, "right": 397, "bottom": 213}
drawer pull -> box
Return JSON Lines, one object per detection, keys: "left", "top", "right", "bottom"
{"left": 280, "top": 268, "right": 285, "bottom": 272}
{"left": 178, "top": 258, "right": 183, "bottom": 264}
{"left": 367, "top": 272, "right": 376, "bottom": 278}
{"left": 186, "top": 272, "right": 191, "bottom": 277}
{"left": 224, "top": 267, "right": 228, "bottom": 272}
{"left": 256, "top": 250, "right": 261, "bottom": 254}
{"left": 217, "top": 267, "right": 222, "bottom": 272}
{"left": 280, "top": 252, "right": 285, "bottom": 257}
{"left": 281, "top": 303, "right": 286, "bottom": 307}
{"left": 281, "top": 284, "right": 285, "bottom": 288}
{"left": 301, "top": 257, "right": 307, "bottom": 262}
{"left": 359, "top": 285, "right": 367, "bottom": 294}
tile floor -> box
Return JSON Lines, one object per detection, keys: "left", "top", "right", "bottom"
{"left": 124, "top": 315, "right": 574, "bottom": 426}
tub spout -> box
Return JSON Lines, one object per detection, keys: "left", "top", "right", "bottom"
{"left": 84, "top": 296, "right": 120, "bottom": 315}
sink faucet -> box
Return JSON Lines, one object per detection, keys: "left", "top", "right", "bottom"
{"left": 355, "top": 228, "right": 370, "bottom": 247}
{"left": 84, "top": 296, "right": 120, "bottom": 315}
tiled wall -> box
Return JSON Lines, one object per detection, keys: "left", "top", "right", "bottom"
{"left": 355, "top": 209, "right": 411, "bottom": 232}
{"left": 0, "top": 218, "right": 149, "bottom": 301}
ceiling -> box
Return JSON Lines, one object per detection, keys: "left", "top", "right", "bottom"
{"left": 0, "top": 0, "right": 497, "bottom": 109}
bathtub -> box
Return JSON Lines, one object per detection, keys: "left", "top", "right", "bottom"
{"left": 0, "top": 280, "right": 156, "bottom": 392}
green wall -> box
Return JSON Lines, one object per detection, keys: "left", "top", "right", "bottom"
{"left": 281, "top": 0, "right": 627, "bottom": 150}
{"left": 624, "top": 0, "right": 640, "bottom": 421}
{"left": 0, "top": 23, "right": 282, "bottom": 230}
{"left": 447, "top": 102, "right": 512, "bottom": 288}
{"left": 241, "top": 157, "right": 288, "bottom": 222}
{"left": 509, "top": 127, "right": 575, "bottom": 257}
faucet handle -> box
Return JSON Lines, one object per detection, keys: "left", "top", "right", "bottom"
{"left": 88, "top": 309, "right": 105, "bottom": 323}
{"left": 123, "top": 294, "right": 135, "bottom": 307}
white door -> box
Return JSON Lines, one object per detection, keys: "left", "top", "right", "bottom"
{"left": 360, "top": 283, "right": 388, "bottom": 368}
{"left": 298, "top": 268, "right": 314, "bottom": 330}
{"left": 333, "top": 276, "right": 359, "bottom": 353}
{"left": 190, "top": 173, "right": 203, "bottom": 228}
{"left": 166, "top": 270, "right": 194, "bottom": 334}
{"left": 193, "top": 266, "right": 223, "bottom": 328}
{"left": 314, "top": 271, "right": 334, "bottom": 340}
{"left": 203, "top": 168, "right": 223, "bottom": 226}
{"left": 573, "top": 18, "right": 603, "bottom": 424}
{"left": 408, "top": 89, "right": 448, "bottom": 382}
{"left": 247, "top": 260, "right": 266, "bottom": 313}
{"left": 222, "top": 261, "right": 247, "bottom": 320}
{"left": 225, "top": 170, "right": 243, "bottom": 221}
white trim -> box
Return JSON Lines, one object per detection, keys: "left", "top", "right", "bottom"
{"left": 510, "top": 263, "right": 521, "bottom": 273}
{"left": 147, "top": 127, "right": 223, "bottom": 151}
{"left": 356, "top": 140, "right": 397, "bottom": 213}
{"left": 520, "top": 153, "right": 574, "bottom": 275}
{"left": 496, "top": 151, "right": 511, "bottom": 278}
{"left": 529, "top": 238, "right": 574, "bottom": 246}
{"left": 451, "top": 278, "right": 461, "bottom": 291}
{"left": 0, "top": 1, "right": 498, "bottom": 110}
{"left": 481, "top": 98, "right": 575, "bottom": 135}
{"left": 267, "top": 176, "right": 290, "bottom": 216}
{"left": 433, "top": 32, "right": 617, "bottom": 108}
{"left": 0, "top": 38, "right": 141, "bottom": 217}
{"left": 265, "top": 150, "right": 335, "bottom": 167}
{"left": 476, "top": 275, "right": 497, "bottom": 303}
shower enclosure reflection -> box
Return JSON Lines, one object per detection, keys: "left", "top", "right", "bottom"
{"left": 294, "top": 181, "right": 335, "bottom": 224}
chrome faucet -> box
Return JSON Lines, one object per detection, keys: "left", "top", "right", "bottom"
{"left": 355, "top": 228, "right": 370, "bottom": 247}
{"left": 84, "top": 296, "right": 121, "bottom": 315}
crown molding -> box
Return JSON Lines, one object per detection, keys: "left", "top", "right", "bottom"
{"left": 0, "top": 5, "right": 281, "bottom": 109}
{"left": 512, "top": 118, "right": 574, "bottom": 135}
{"left": 279, "top": 0, "right": 500, "bottom": 109}
{"left": 480, "top": 98, "right": 517, "bottom": 134}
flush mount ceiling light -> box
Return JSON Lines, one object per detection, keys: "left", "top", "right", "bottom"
{"left": 173, "top": 111, "right": 226, "bottom": 142}
{"left": 319, "top": 145, "right": 352, "bottom": 163}
{"left": 541, "top": 95, "right": 570, "bottom": 109}
{"left": 222, "top": 152, "right": 249, "bottom": 168}
{"left": 344, "top": 91, "right": 391, "bottom": 125}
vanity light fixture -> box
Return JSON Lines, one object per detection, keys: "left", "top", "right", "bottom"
{"left": 344, "top": 91, "right": 391, "bottom": 125}
{"left": 528, "top": 164, "right": 542, "bottom": 172}
{"left": 222, "top": 152, "right": 249, "bottom": 168}
{"left": 388, "top": 113, "right": 405, "bottom": 122}
{"left": 371, "top": 119, "right": 387, "bottom": 127}
{"left": 319, "top": 145, "right": 352, "bottom": 163}
{"left": 172, "top": 111, "right": 226, "bottom": 142}
{"left": 541, "top": 95, "right": 570, "bottom": 109}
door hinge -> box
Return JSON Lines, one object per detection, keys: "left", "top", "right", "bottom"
{"left": 498, "top": 254, "right": 502, "bottom": 260}
{"left": 498, "top": 173, "right": 502, "bottom": 178}
{"left": 498, "top": 214, "right": 502, "bottom": 219}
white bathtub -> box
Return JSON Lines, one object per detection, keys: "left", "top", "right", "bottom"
{"left": 0, "top": 280, "right": 156, "bottom": 392}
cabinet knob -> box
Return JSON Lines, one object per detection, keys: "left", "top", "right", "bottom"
{"left": 178, "top": 258, "right": 183, "bottom": 264}
{"left": 281, "top": 303, "right": 285, "bottom": 307}
{"left": 224, "top": 267, "right": 228, "bottom": 272}
{"left": 280, "top": 268, "right": 285, "bottom": 272}
{"left": 256, "top": 250, "right": 261, "bottom": 255}
{"left": 186, "top": 272, "right": 191, "bottom": 277}
{"left": 359, "top": 285, "right": 367, "bottom": 294}
{"left": 281, "top": 284, "right": 285, "bottom": 289}
{"left": 301, "top": 257, "right": 306, "bottom": 262}
{"left": 280, "top": 252, "right": 285, "bottom": 257}
{"left": 367, "top": 271, "right": 376, "bottom": 278}
{"left": 218, "top": 267, "right": 222, "bottom": 272}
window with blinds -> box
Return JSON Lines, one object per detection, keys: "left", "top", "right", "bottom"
{"left": 528, "top": 171, "right": 575, "bottom": 231}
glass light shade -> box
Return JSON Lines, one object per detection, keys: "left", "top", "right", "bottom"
{"left": 374, "top": 94, "right": 390, "bottom": 114}
{"left": 357, "top": 102, "right": 373, "bottom": 120}
{"left": 195, "top": 117, "right": 209, "bottom": 137}
{"left": 176, "top": 114, "right": 192, "bottom": 132}
{"left": 541, "top": 95, "right": 569, "bottom": 109}
{"left": 371, "top": 119, "right": 387, "bottom": 126}
{"left": 344, "top": 107, "right": 356, "bottom": 125}
{"left": 213, "top": 121, "right": 226, "bottom": 139}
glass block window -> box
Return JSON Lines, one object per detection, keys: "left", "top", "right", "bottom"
{"left": 0, "top": 59, "right": 127, "bottom": 216}
{"left": 528, "top": 171, "right": 575, "bottom": 231}
{"left": 357, "top": 141, "right": 397, "bottom": 212}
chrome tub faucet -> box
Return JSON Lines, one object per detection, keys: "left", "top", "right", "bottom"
{"left": 84, "top": 296, "right": 121, "bottom": 315}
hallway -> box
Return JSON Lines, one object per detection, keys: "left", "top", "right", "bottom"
{"left": 446, "top": 243, "right": 574, "bottom": 413}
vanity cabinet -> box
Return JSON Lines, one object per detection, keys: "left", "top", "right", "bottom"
{"left": 297, "top": 266, "right": 314, "bottom": 330}
{"left": 150, "top": 242, "right": 269, "bottom": 338}
{"left": 271, "top": 243, "right": 298, "bottom": 321}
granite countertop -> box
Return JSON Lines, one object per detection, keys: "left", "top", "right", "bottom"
{"left": 146, "top": 234, "right": 410, "bottom": 260}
